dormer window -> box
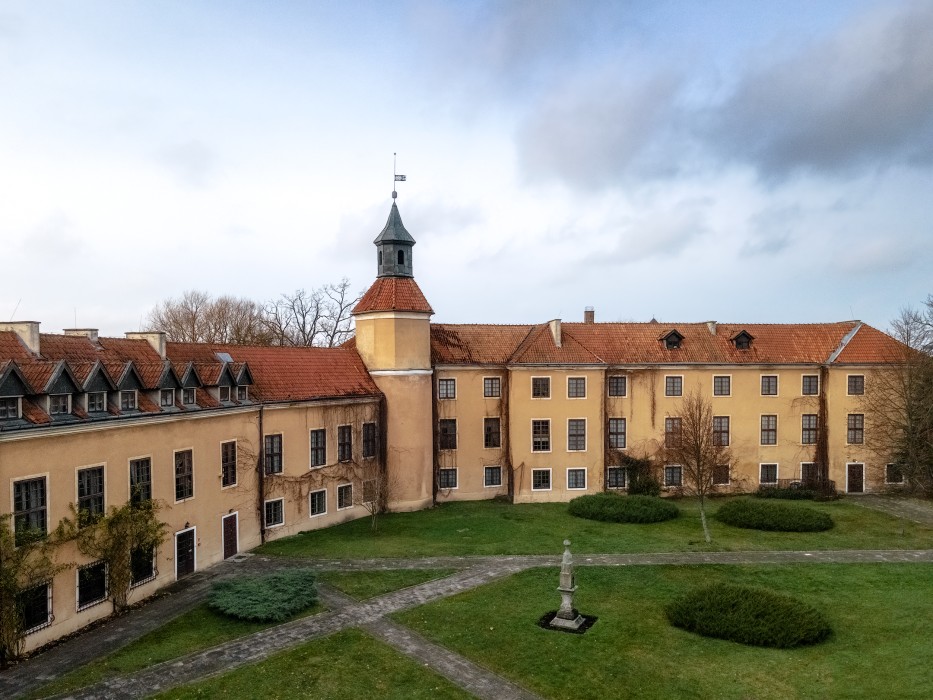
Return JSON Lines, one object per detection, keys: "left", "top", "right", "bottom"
{"left": 183, "top": 388, "right": 196, "bottom": 405}
{"left": 732, "top": 331, "right": 754, "bottom": 350}
{"left": 0, "top": 396, "right": 20, "bottom": 419}
{"left": 49, "top": 394, "right": 71, "bottom": 415}
{"left": 87, "top": 392, "right": 107, "bottom": 413}
{"left": 160, "top": 389, "right": 175, "bottom": 407}
{"left": 120, "top": 390, "right": 137, "bottom": 411}
{"left": 237, "top": 386, "right": 248, "bottom": 401}
{"left": 219, "top": 386, "right": 231, "bottom": 402}
{"left": 662, "top": 330, "right": 684, "bottom": 350}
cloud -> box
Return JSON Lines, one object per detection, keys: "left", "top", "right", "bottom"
{"left": 22, "top": 212, "right": 82, "bottom": 260}
{"left": 157, "top": 139, "right": 218, "bottom": 187}
{"left": 740, "top": 204, "right": 800, "bottom": 257}
{"left": 706, "top": 1, "right": 933, "bottom": 179}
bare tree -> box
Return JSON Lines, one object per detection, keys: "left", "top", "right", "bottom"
{"left": 263, "top": 288, "right": 327, "bottom": 347}
{"left": 861, "top": 302, "right": 933, "bottom": 495}
{"left": 661, "top": 390, "right": 732, "bottom": 543}
{"left": 320, "top": 279, "right": 360, "bottom": 347}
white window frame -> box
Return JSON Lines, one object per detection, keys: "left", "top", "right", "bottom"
{"left": 160, "top": 389, "right": 174, "bottom": 407}
{"left": 567, "top": 376, "right": 586, "bottom": 399}
{"left": 0, "top": 395, "right": 22, "bottom": 419}
{"left": 607, "top": 375, "right": 627, "bottom": 397}
{"left": 49, "top": 394, "right": 71, "bottom": 415}
{"left": 86, "top": 391, "right": 106, "bottom": 412}
{"left": 483, "top": 376, "right": 501, "bottom": 398}
{"left": 664, "top": 375, "right": 683, "bottom": 397}
{"left": 182, "top": 388, "right": 196, "bottom": 405}
{"left": 264, "top": 497, "right": 285, "bottom": 528}
{"left": 847, "top": 374, "right": 865, "bottom": 395}
{"left": 120, "top": 389, "right": 137, "bottom": 411}
{"left": 567, "top": 468, "right": 587, "bottom": 490}
{"left": 438, "top": 467, "right": 458, "bottom": 490}
{"left": 531, "top": 418, "right": 551, "bottom": 453}
{"left": 309, "top": 489, "right": 327, "bottom": 518}
{"left": 712, "top": 375, "right": 731, "bottom": 397}
{"left": 760, "top": 414, "right": 778, "bottom": 446}
{"left": 607, "top": 466, "right": 628, "bottom": 489}
{"left": 759, "top": 463, "right": 779, "bottom": 485}
{"left": 438, "top": 377, "right": 456, "bottom": 400}
{"left": 484, "top": 465, "right": 502, "bottom": 488}
{"left": 219, "top": 385, "right": 231, "bottom": 402}
{"left": 337, "top": 483, "right": 353, "bottom": 510}
{"left": 801, "top": 374, "right": 820, "bottom": 396}
{"left": 173, "top": 448, "right": 195, "bottom": 502}
{"left": 531, "top": 468, "right": 552, "bottom": 491}
{"left": 566, "top": 418, "right": 587, "bottom": 452}
{"left": 531, "top": 376, "right": 551, "bottom": 399}
{"left": 760, "top": 374, "right": 779, "bottom": 396}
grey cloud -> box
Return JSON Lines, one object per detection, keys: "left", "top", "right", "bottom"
{"left": 707, "top": 1, "right": 933, "bottom": 179}
{"left": 157, "top": 139, "right": 218, "bottom": 187}
{"left": 740, "top": 205, "right": 800, "bottom": 257}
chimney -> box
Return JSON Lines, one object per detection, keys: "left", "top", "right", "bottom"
{"left": 0, "top": 321, "right": 40, "bottom": 355}
{"left": 64, "top": 328, "right": 100, "bottom": 343}
{"left": 548, "top": 319, "right": 562, "bottom": 348}
{"left": 584, "top": 306, "right": 595, "bottom": 324}
{"left": 126, "top": 331, "right": 167, "bottom": 359}
{"left": 706, "top": 321, "right": 717, "bottom": 335}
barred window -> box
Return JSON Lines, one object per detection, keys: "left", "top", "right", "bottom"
{"left": 532, "top": 419, "right": 550, "bottom": 452}
{"left": 438, "top": 378, "right": 456, "bottom": 399}
{"left": 665, "top": 376, "right": 683, "bottom": 397}
{"left": 310, "top": 429, "right": 326, "bottom": 467}
{"left": 607, "top": 466, "right": 628, "bottom": 489}
{"left": 532, "top": 469, "right": 551, "bottom": 490}
{"left": 760, "top": 415, "right": 777, "bottom": 445}
{"left": 131, "top": 546, "right": 155, "bottom": 586}
{"left": 608, "top": 418, "right": 626, "bottom": 449}
{"left": 438, "top": 468, "right": 458, "bottom": 489}
{"left": 77, "top": 466, "right": 104, "bottom": 526}
{"left": 712, "top": 416, "right": 730, "bottom": 446}
{"left": 484, "top": 466, "right": 502, "bottom": 487}
{"left": 439, "top": 419, "right": 457, "bottom": 450}
{"left": 77, "top": 561, "right": 108, "bottom": 610}
{"left": 567, "top": 468, "right": 587, "bottom": 490}
{"left": 608, "top": 376, "right": 627, "bottom": 397}
{"left": 130, "top": 458, "right": 152, "bottom": 504}
{"left": 848, "top": 375, "right": 865, "bottom": 395}
{"left": 531, "top": 377, "right": 550, "bottom": 398}
{"left": 362, "top": 422, "right": 377, "bottom": 458}
{"left": 802, "top": 375, "right": 819, "bottom": 395}
{"left": 221, "top": 441, "right": 237, "bottom": 487}
{"left": 264, "top": 434, "right": 283, "bottom": 474}
{"left": 760, "top": 464, "right": 778, "bottom": 484}
{"left": 174, "top": 450, "right": 193, "bottom": 500}
{"left": 567, "top": 377, "right": 586, "bottom": 398}
{"left": 20, "top": 582, "right": 51, "bottom": 633}
{"left": 801, "top": 414, "right": 818, "bottom": 445}
{"left": 338, "top": 425, "right": 352, "bottom": 462}
{"left": 847, "top": 414, "right": 864, "bottom": 444}
{"left": 713, "top": 376, "right": 731, "bottom": 396}
{"left": 483, "top": 377, "right": 500, "bottom": 398}
{"left": 484, "top": 417, "right": 501, "bottom": 449}
{"left": 761, "top": 375, "right": 778, "bottom": 395}
{"left": 664, "top": 417, "right": 682, "bottom": 448}
{"left": 567, "top": 419, "right": 586, "bottom": 451}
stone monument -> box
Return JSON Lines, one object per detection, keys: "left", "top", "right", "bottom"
{"left": 550, "top": 539, "right": 585, "bottom": 631}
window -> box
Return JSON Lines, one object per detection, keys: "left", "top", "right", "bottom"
{"left": 397, "top": 249, "right": 405, "bottom": 265}
{"left": 848, "top": 375, "right": 865, "bottom": 395}
{"left": 760, "top": 415, "right": 777, "bottom": 445}
{"left": 130, "top": 546, "right": 155, "bottom": 586}
{"left": 664, "top": 332, "right": 682, "bottom": 350}
{"left": 49, "top": 394, "right": 70, "bottom": 415}
{"left": 801, "top": 414, "right": 818, "bottom": 445}
{"left": 13, "top": 477, "right": 47, "bottom": 545}
{"left": 160, "top": 389, "right": 174, "bottom": 407}
{"left": 567, "top": 468, "right": 587, "bottom": 490}
{"left": 664, "top": 417, "right": 682, "bottom": 448}
{"left": 801, "top": 462, "right": 818, "bottom": 482}
{"left": 174, "top": 450, "right": 193, "bottom": 501}
{"left": 20, "top": 582, "right": 51, "bottom": 633}
{"left": 802, "top": 375, "right": 819, "bottom": 395}
{"left": 567, "top": 419, "right": 586, "bottom": 451}
{"left": 77, "top": 466, "right": 105, "bottom": 526}
{"left": 712, "top": 416, "right": 730, "bottom": 446}
{"left": 847, "top": 414, "right": 864, "bottom": 444}
{"left": 734, "top": 332, "right": 752, "bottom": 350}
{"left": 531, "top": 377, "right": 550, "bottom": 398}
{"left": 130, "top": 458, "right": 152, "bottom": 504}
{"left": 607, "top": 466, "right": 628, "bottom": 489}
{"left": 532, "top": 419, "right": 550, "bottom": 452}
{"left": 337, "top": 483, "right": 353, "bottom": 509}
{"left": 761, "top": 375, "right": 778, "bottom": 395}
{"left": 219, "top": 386, "right": 231, "bottom": 402}
{"left": 337, "top": 425, "right": 352, "bottom": 462}
{"left": 484, "top": 466, "right": 502, "bottom": 487}
{"left": 87, "top": 392, "right": 106, "bottom": 412}
{"left": 362, "top": 422, "right": 377, "bottom": 458}
{"left": 77, "top": 561, "right": 108, "bottom": 609}
{"left": 608, "top": 418, "right": 626, "bottom": 449}
{"left": 237, "top": 386, "right": 248, "bottom": 401}
{"left": 664, "top": 465, "right": 682, "bottom": 487}
{"left": 120, "top": 390, "right": 137, "bottom": 411}
{"left": 886, "top": 464, "right": 904, "bottom": 484}
{"left": 532, "top": 469, "right": 551, "bottom": 490}
{"left": 438, "top": 419, "right": 457, "bottom": 450}
{"left": 712, "top": 465, "right": 730, "bottom": 485}
{"left": 713, "top": 376, "right": 731, "bottom": 396}
{"left": 760, "top": 464, "right": 778, "bottom": 484}
{"left": 438, "top": 378, "right": 456, "bottom": 399}
{"left": 484, "top": 417, "right": 501, "bottom": 449}
{"left": 221, "top": 441, "right": 237, "bottom": 487}
{"left": 483, "top": 377, "right": 501, "bottom": 398}
{"left": 665, "top": 376, "right": 683, "bottom": 397}
{"left": 0, "top": 396, "right": 20, "bottom": 419}
{"left": 608, "top": 376, "right": 627, "bottom": 397}
{"left": 310, "top": 429, "right": 326, "bottom": 467}
{"left": 438, "top": 468, "right": 458, "bottom": 489}
{"left": 567, "top": 377, "right": 586, "bottom": 398}
{"left": 182, "top": 388, "right": 196, "bottom": 406}
{"left": 265, "top": 434, "right": 283, "bottom": 474}
{"left": 265, "top": 498, "right": 284, "bottom": 526}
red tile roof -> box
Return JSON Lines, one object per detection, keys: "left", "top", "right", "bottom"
{"left": 834, "top": 323, "right": 907, "bottom": 364}
{"left": 0, "top": 331, "right": 33, "bottom": 362}
{"left": 354, "top": 277, "right": 434, "bottom": 314}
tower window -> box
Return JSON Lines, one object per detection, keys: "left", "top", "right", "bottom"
{"left": 397, "top": 250, "right": 405, "bottom": 265}
{"left": 378, "top": 251, "right": 383, "bottom": 266}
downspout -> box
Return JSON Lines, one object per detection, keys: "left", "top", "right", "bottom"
{"left": 258, "top": 401, "right": 266, "bottom": 545}
{"left": 602, "top": 367, "right": 610, "bottom": 492}
{"left": 501, "top": 369, "right": 514, "bottom": 502}
{"left": 431, "top": 373, "right": 439, "bottom": 505}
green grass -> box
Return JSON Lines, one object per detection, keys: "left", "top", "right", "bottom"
{"left": 28, "top": 601, "right": 323, "bottom": 699}
{"left": 395, "top": 563, "right": 933, "bottom": 699}
{"left": 320, "top": 568, "right": 458, "bottom": 600}
{"left": 156, "top": 628, "right": 472, "bottom": 699}
{"left": 256, "top": 497, "right": 933, "bottom": 558}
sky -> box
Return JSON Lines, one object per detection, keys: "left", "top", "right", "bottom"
{"left": 1, "top": 0, "right": 932, "bottom": 336}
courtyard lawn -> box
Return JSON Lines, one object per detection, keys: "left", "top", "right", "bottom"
{"left": 395, "top": 563, "right": 933, "bottom": 699}
{"left": 256, "top": 497, "right": 933, "bottom": 559}
{"left": 320, "top": 568, "right": 458, "bottom": 600}
{"left": 156, "top": 628, "right": 472, "bottom": 700}
{"left": 28, "top": 601, "right": 323, "bottom": 699}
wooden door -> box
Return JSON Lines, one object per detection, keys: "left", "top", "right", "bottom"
{"left": 222, "top": 513, "right": 238, "bottom": 559}
{"left": 176, "top": 529, "right": 195, "bottom": 578}
{"left": 847, "top": 463, "right": 864, "bottom": 493}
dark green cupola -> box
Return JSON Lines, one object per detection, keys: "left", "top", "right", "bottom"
{"left": 374, "top": 201, "right": 415, "bottom": 278}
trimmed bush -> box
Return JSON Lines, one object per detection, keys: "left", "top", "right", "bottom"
{"left": 209, "top": 569, "right": 318, "bottom": 622}
{"left": 666, "top": 583, "right": 832, "bottom": 648}
{"left": 715, "top": 498, "right": 833, "bottom": 532}
{"left": 568, "top": 493, "right": 679, "bottom": 523}
{"left": 755, "top": 486, "right": 819, "bottom": 500}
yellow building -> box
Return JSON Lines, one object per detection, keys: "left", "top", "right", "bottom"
{"left": 0, "top": 198, "right": 904, "bottom": 652}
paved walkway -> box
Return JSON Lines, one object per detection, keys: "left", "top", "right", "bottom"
{"left": 4, "top": 548, "right": 931, "bottom": 700}
{"left": 853, "top": 494, "right": 933, "bottom": 525}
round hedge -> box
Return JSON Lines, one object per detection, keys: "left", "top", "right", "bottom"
{"left": 567, "top": 493, "right": 679, "bottom": 523}
{"left": 715, "top": 498, "right": 833, "bottom": 532}
{"left": 666, "top": 583, "right": 832, "bottom": 648}
{"left": 208, "top": 569, "right": 318, "bottom": 622}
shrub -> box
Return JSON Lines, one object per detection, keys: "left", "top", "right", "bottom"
{"left": 619, "top": 455, "right": 662, "bottom": 497}
{"left": 666, "top": 583, "right": 832, "bottom": 648}
{"left": 209, "top": 569, "right": 318, "bottom": 622}
{"left": 568, "top": 493, "right": 679, "bottom": 523}
{"left": 715, "top": 499, "right": 833, "bottom": 532}
{"left": 755, "top": 486, "right": 818, "bottom": 500}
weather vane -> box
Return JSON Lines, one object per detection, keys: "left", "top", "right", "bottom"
{"left": 392, "top": 152, "right": 406, "bottom": 199}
